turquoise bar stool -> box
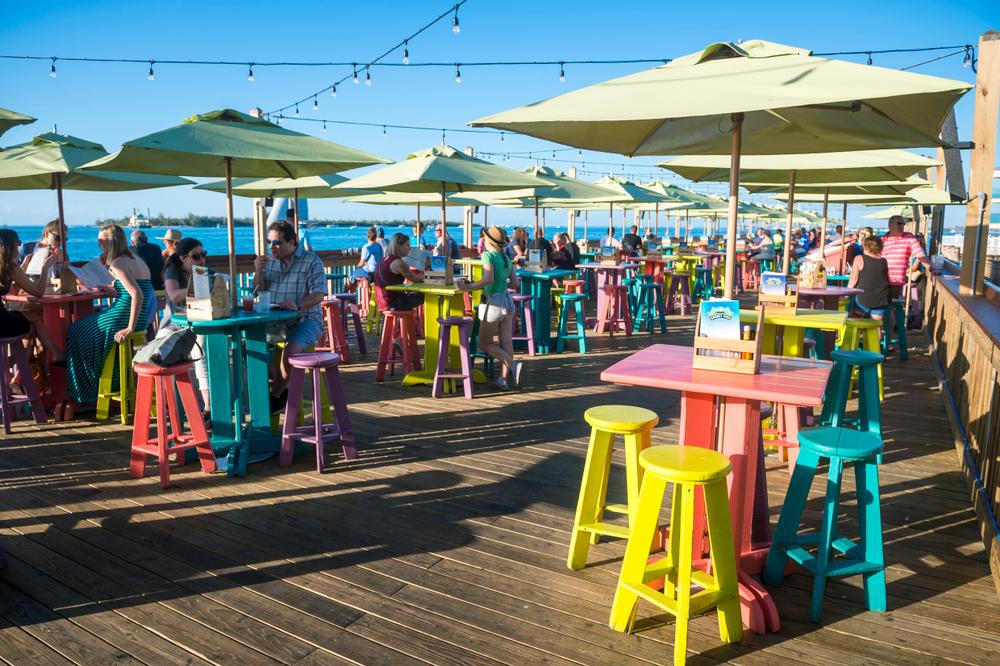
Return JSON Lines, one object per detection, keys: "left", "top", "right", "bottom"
{"left": 819, "top": 349, "right": 884, "bottom": 437}
{"left": 763, "top": 427, "right": 885, "bottom": 623}
{"left": 556, "top": 293, "right": 588, "bottom": 353}
{"left": 469, "top": 313, "right": 495, "bottom": 379}
{"left": 693, "top": 266, "right": 715, "bottom": 302}
{"left": 622, "top": 277, "right": 639, "bottom": 315}
{"left": 633, "top": 282, "right": 667, "bottom": 334}
{"left": 883, "top": 299, "right": 909, "bottom": 360}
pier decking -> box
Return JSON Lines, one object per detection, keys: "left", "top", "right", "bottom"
{"left": 0, "top": 318, "right": 997, "bottom": 665}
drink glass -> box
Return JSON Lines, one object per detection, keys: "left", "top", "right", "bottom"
{"left": 242, "top": 295, "right": 254, "bottom": 312}
{"left": 254, "top": 291, "right": 271, "bottom": 313}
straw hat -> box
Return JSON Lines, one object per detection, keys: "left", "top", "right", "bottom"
{"left": 157, "top": 229, "right": 182, "bottom": 242}
{"left": 483, "top": 225, "right": 508, "bottom": 248}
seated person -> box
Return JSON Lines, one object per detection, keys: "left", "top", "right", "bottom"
{"left": 551, "top": 233, "right": 580, "bottom": 270}
{"left": 129, "top": 229, "right": 165, "bottom": 291}
{"left": 848, "top": 235, "right": 890, "bottom": 321}
{"left": 433, "top": 225, "right": 462, "bottom": 260}
{"left": 505, "top": 227, "right": 529, "bottom": 263}
{"left": 748, "top": 228, "right": 775, "bottom": 263}
{"left": 374, "top": 233, "right": 425, "bottom": 312}
{"left": 533, "top": 230, "right": 554, "bottom": 265}
{"left": 160, "top": 237, "right": 211, "bottom": 409}
{"left": 0, "top": 229, "right": 64, "bottom": 365}
{"left": 21, "top": 219, "right": 64, "bottom": 279}
{"left": 601, "top": 227, "right": 621, "bottom": 249}
{"left": 621, "top": 225, "right": 644, "bottom": 253}
{"left": 253, "top": 221, "right": 327, "bottom": 411}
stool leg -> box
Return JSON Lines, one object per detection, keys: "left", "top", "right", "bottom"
{"left": 176, "top": 372, "right": 215, "bottom": 473}
{"left": 431, "top": 325, "right": 450, "bottom": 398}
{"left": 524, "top": 305, "right": 536, "bottom": 356}
{"left": 855, "top": 459, "right": 886, "bottom": 612}
{"left": 323, "top": 364, "right": 356, "bottom": 460}
{"left": 280, "top": 368, "right": 305, "bottom": 466}
{"left": 557, "top": 303, "right": 568, "bottom": 353}
{"left": 623, "top": 431, "right": 650, "bottom": 530}
{"left": 671, "top": 481, "right": 696, "bottom": 665}
{"left": 0, "top": 348, "right": 12, "bottom": 434}
{"left": 609, "top": 473, "right": 668, "bottom": 633}
{"left": 589, "top": 436, "right": 615, "bottom": 546}
{"left": 655, "top": 289, "right": 667, "bottom": 334}
{"left": 763, "top": 449, "right": 820, "bottom": 586}
{"left": 703, "top": 478, "right": 743, "bottom": 644}
{"left": 457, "top": 327, "right": 473, "bottom": 400}
{"left": 568, "top": 428, "right": 614, "bottom": 570}
{"left": 9, "top": 344, "right": 45, "bottom": 424}
{"left": 663, "top": 482, "right": 685, "bottom": 602}
{"left": 96, "top": 347, "right": 116, "bottom": 420}
{"left": 351, "top": 305, "right": 367, "bottom": 354}
{"left": 810, "top": 456, "right": 844, "bottom": 623}
{"left": 163, "top": 374, "right": 184, "bottom": 465}
{"left": 312, "top": 369, "right": 325, "bottom": 473}
{"left": 130, "top": 375, "right": 153, "bottom": 479}
{"left": 375, "top": 317, "right": 393, "bottom": 382}
{"left": 154, "top": 378, "right": 171, "bottom": 488}
{"left": 575, "top": 301, "right": 587, "bottom": 353}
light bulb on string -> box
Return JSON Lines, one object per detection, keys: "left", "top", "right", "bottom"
{"left": 312, "top": 96, "right": 319, "bottom": 111}
{"left": 294, "top": 104, "right": 299, "bottom": 117}
{"left": 452, "top": 5, "right": 460, "bottom": 33}
{"left": 147, "top": 61, "right": 155, "bottom": 81}
{"left": 352, "top": 65, "right": 359, "bottom": 84}
{"left": 49, "top": 58, "right": 57, "bottom": 78}
{"left": 455, "top": 64, "right": 461, "bottom": 84}
{"left": 500, "top": 131, "right": 504, "bottom": 143}
{"left": 247, "top": 64, "right": 255, "bottom": 82}
{"left": 330, "top": 84, "right": 337, "bottom": 97}
{"left": 866, "top": 52, "right": 872, "bottom": 66}
{"left": 963, "top": 46, "right": 973, "bottom": 68}
{"left": 403, "top": 41, "right": 410, "bottom": 65}
{"left": 383, "top": 125, "right": 388, "bottom": 137}
{"left": 559, "top": 62, "right": 565, "bottom": 82}
{"left": 322, "top": 121, "right": 327, "bottom": 132}
{"left": 365, "top": 71, "right": 372, "bottom": 86}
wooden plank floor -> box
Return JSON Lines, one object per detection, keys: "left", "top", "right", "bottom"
{"left": 0, "top": 304, "right": 997, "bottom": 665}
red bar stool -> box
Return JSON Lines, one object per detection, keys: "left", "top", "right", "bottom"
{"left": 597, "top": 284, "right": 633, "bottom": 336}
{"left": 332, "top": 293, "right": 367, "bottom": 355}
{"left": 376, "top": 309, "right": 421, "bottom": 381}
{"left": 511, "top": 293, "right": 537, "bottom": 356}
{"left": 130, "top": 362, "right": 216, "bottom": 488}
{"left": 356, "top": 278, "right": 372, "bottom": 321}
{"left": 562, "top": 279, "right": 585, "bottom": 295}
{"left": 280, "top": 352, "right": 356, "bottom": 472}
{"left": 318, "top": 299, "right": 351, "bottom": 362}
{"left": 432, "top": 316, "right": 474, "bottom": 399}
{"left": 664, "top": 272, "right": 692, "bottom": 316}
{"left": 0, "top": 335, "right": 46, "bottom": 435}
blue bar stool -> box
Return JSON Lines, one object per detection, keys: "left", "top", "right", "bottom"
{"left": 633, "top": 282, "right": 667, "bottom": 334}
{"left": 883, "top": 299, "right": 909, "bottom": 360}
{"left": 556, "top": 293, "right": 588, "bottom": 353}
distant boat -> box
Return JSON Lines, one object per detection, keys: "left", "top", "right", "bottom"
{"left": 128, "top": 209, "right": 150, "bottom": 229}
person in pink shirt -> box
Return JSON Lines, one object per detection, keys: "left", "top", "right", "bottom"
{"left": 880, "top": 216, "right": 932, "bottom": 300}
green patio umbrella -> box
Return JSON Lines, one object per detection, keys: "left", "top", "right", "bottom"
{"left": 744, "top": 178, "right": 931, "bottom": 196}
{"left": 584, "top": 175, "right": 677, "bottom": 238}
{"left": 334, "top": 145, "right": 551, "bottom": 249}
{"left": 345, "top": 191, "right": 471, "bottom": 240}
{"left": 776, "top": 185, "right": 959, "bottom": 205}
{"left": 863, "top": 205, "right": 920, "bottom": 220}
{"left": 471, "top": 39, "right": 971, "bottom": 297}
{"left": 628, "top": 180, "right": 725, "bottom": 237}
{"left": 82, "top": 109, "right": 392, "bottom": 304}
{"left": 0, "top": 107, "right": 35, "bottom": 139}
{"left": 0, "top": 133, "right": 193, "bottom": 260}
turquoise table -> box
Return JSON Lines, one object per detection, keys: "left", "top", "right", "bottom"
{"left": 176, "top": 309, "right": 297, "bottom": 477}
{"left": 516, "top": 268, "right": 578, "bottom": 354}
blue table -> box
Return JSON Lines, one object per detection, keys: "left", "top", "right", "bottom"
{"left": 176, "top": 309, "right": 297, "bottom": 476}
{"left": 516, "top": 268, "right": 578, "bottom": 354}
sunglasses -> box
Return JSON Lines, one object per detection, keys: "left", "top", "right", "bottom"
{"left": 268, "top": 239, "right": 284, "bottom": 247}
{"left": 187, "top": 251, "right": 206, "bottom": 261}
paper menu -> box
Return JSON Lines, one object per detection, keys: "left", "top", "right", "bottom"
{"left": 25, "top": 247, "right": 49, "bottom": 276}
{"left": 67, "top": 259, "right": 114, "bottom": 289}
{"left": 404, "top": 248, "right": 430, "bottom": 271}
{"left": 759, "top": 272, "right": 787, "bottom": 296}
{"left": 698, "top": 300, "right": 740, "bottom": 340}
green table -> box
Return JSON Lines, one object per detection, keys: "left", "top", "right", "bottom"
{"left": 516, "top": 268, "right": 578, "bottom": 353}
{"left": 176, "top": 309, "right": 297, "bottom": 476}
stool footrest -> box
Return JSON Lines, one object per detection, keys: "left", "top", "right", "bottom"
{"left": 604, "top": 503, "right": 630, "bottom": 515}
{"left": 620, "top": 581, "right": 731, "bottom": 618}
{"left": 577, "top": 521, "right": 631, "bottom": 540}
{"left": 795, "top": 532, "right": 861, "bottom": 558}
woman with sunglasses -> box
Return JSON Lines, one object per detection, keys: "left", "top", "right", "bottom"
{"left": 21, "top": 219, "right": 64, "bottom": 279}
{"left": 159, "top": 237, "right": 211, "bottom": 409}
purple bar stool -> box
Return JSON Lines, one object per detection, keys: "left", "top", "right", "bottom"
{"left": 665, "top": 272, "right": 692, "bottom": 316}
{"left": 432, "top": 316, "right": 474, "bottom": 399}
{"left": 0, "top": 335, "right": 47, "bottom": 435}
{"left": 510, "top": 293, "right": 536, "bottom": 356}
{"left": 332, "top": 293, "right": 367, "bottom": 355}
{"left": 280, "top": 352, "right": 357, "bottom": 472}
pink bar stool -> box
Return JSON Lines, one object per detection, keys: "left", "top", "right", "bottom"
{"left": 280, "top": 352, "right": 356, "bottom": 472}
{"left": 511, "top": 293, "right": 537, "bottom": 356}
{"left": 131, "top": 362, "right": 216, "bottom": 488}
{"left": 356, "top": 278, "right": 372, "bottom": 321}
{"left": 0, "top": 335, "right": 46, "bottom": 435}
{"left": 332, "top": 293, "right": 367, "bottom": 355}
{"left": 664, "top": 272, "right": 692, "bottom": 316}
{"left": 432, "top": 316, "right": 474, "bottom": 399}
{"left": 319, "top": 299, "right": 351, "bottom": 363}
{"left": 597, "top": 284, "right": 632, "bottom": 336}
{"left": 376, "top": 310, "right": 420, "bottom": 381}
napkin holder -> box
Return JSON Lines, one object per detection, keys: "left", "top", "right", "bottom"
{"left": 758, "top": 275, "right": 798, "bottom": 313}
{"left": 599, "top": 248, "right": 621, "bottom": 266}
{"left": 423, "top": 255, "right": 454, "bottom": 285}
{"left": 187, "top": 271, "right": 232, "bottom": 321}
{"left": 524, "top": 249, "right": 547, "bottom": 273}
{"left": 692, "top": 306, "right": 763, "bottom": 375}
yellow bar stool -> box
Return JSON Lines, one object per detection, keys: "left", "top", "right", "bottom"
{"left": 568, "top": 405, "right": 659, "bottom": 570}
{"left": 96, "top": 330, "right": 147, "bottom": 424}
{"left": 610, "top": 445, "right": 742, "bottom": 665}
{"left": 841, "top": 318, "right": 884, "bottom": 400}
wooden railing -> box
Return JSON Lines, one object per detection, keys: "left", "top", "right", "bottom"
{"left": 204, "top": 251, "right": 360, "bottom": 295}
{"left": 924, "top": 264, "right": 1000, "bottom": 597}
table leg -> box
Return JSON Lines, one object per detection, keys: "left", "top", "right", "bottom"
{"left": 244, "top": 323, "right": 281, "bottom": 466}
{"left": 44, "top": 303, "right": 70, "bottom": 420}
{"left": 203, "top": 331, "right": 240, "bottom": 473}
{"left": 534, "top": 279, "right": 553, "bottom": 354}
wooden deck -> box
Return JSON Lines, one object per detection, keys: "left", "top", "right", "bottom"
{"left": 0, "top": 310, "right": 998, "bottom": 665}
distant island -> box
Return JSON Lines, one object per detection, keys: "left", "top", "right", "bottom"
{"left": 94, "top": 213, "right": 421, "bottom": 228}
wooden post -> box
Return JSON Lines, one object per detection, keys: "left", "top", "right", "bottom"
{"left": 723, "top": 113, "right": 744, "bottom": 300}
{"left": 248, "top": 106, "right": 266, "bottom": 258}
{"left": 783, "top": 170, "right": 797, "bottom": 275}
{"left": 960, "top": 30, "right": 1000, "bottom": 295}
{"left": 685, "top": 209, "right": 690, "bottom": 240}
{"left": 463, "top": 146, "right": 475, "bottom": 249}
{"left": 415, "top": 203, "right": 421, "bottom": 243}
{"left": 291, "top": 187, "right": 299, "bottom": 235}
{"left": 225, "top": 157, "right": 238, "bottom": 310}
{"left": 840, "top": 202, "right": 848, "bottom": 273}
{"left": 568, "top": 166, "right": 578, "bottom": 240}
{"left": 819, "top": 188, "right": 829, "bottom": 254}
{"left": 440, "top": 181, "right": 449, "bottom": 251}
{"left": 584, "top": 210, "right": 589, "bottom": 241}
{"left": 54, "top": 172, "right": 68, "bottom": 262}
{"left": 534, "top": 196, "right": 541, "bottom": 249}
{"left": 654, "top": 202, "right": 659, "bottom": 237}
{"left": 675, "top": 211, "right": 681, "bottom": 239}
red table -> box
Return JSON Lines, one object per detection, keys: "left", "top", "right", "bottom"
{"left": 576, "top": 263, "right": 640, "bottom": 333}
{"left": 638, "top": 256, "right": 676, "bottom": 283}
{"left": 602, "top": 344, "right": 832, "bottom": 634}
{"left": 3, "top": 290, "right": 101, "bottom": 420}
{"left": 797, "top": 285, "right": 863, "bottom": 310}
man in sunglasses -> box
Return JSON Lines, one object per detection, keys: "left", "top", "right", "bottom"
{"left": 253, "top": 221, "right": 326, "bottom": 411}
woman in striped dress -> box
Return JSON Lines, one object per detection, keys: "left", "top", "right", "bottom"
{"left": 66, "top": 225, "right": 154, "bottom": 407}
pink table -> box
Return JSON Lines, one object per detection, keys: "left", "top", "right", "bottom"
{"left": 576, "top": 263, "right": 640, "bottom": 333}
{"left": 602, "top": 343, "right": 832, "bottom": 634}
{"left": 797, "top": 285, "right": 863, "bottom": 310}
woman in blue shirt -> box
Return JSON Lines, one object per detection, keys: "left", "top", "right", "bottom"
{"left": 358, "top": 226, "right": 384, "bottom": 280}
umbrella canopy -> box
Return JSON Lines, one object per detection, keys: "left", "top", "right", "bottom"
{"left": 776, "top": 186, "right": 960, "bottom": 205}
{"left": 0, "top": 107, "right": 35, "bottom": 138}
{"left": 744, "top": 177, "right": 932, "bottom": 196}
{"left": 194, "top": 173, "right": 363, "bottom": 199}
{"left": 863, "top": 205, "right": 921, "bottom": 220}
{"left": 659, "top": 149, "right": 940, "bottom": 184}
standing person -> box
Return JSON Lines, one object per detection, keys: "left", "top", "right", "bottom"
{"left": 621, "top": 225, "right": 644, "bottom": 253}
{"left": 373, "top": 233, "right": 425, "bottom": 312}
{"left": 456, "top": 225, "right": 523, "bottom": 390}
{"left": 881, "top": 215, "right": 931, "bottom": 300}
{"left": 21, "top": 220, "right": 64, "bottom": 279}
{"left": 848, "top": 235, "right": 891, "bottom": 322}
{"left": 433, "top": 225, "right": 462, "bottom": 260}
{"left": 65, "top": 225, "right": 154, "bottom": 408}
{"left": 601, "top": 226, "right": 620, "bottom": 249}
{"left": 253, "top": 221, "right": 327, "bottom": 411}
{"left": 375, "top": 227, "right": 389, "bottom": 251}
{"left": 0, "top": 229, "right": 64, "bottom": 364}
{"left": 157, "top": 229, "right": 182, "bottom": 260}
{"left": 129, "top": 230, "right": 165, "bottom": 291}
{"left": 358, "top": 226, "right": 384, "bottom": 281}
{"left": 505, "top": 227, "right": 529, "bottom": 263}
{"left": 160, "top": 237, "right": 211, "bottom": 410}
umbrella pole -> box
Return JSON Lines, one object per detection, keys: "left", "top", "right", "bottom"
{"left": 654, "top": 203, "right": 659, "bottom": 237}
{"left": 819, "top": 187, "right": 830, "bottom": 263}
{"left": 440, "top": 182, "right": 448, "bottom": 248}
{"left": 783, "top": 170, "right": 797, "bottom": 276}
{"left": 225, "top": 157, "right": 238, "bottom": 310}
{"left": 723, "top": 113, "right": 744, "bottom": 300}
{"left": 584, "top": 211, "right": 589, "bottom": 242}
{"left": 678, "top": 211, "right": 684, "bottom": 240}
{"left": 840, "top": 202, "right": 848, "bottom": 273}
{"left": 292, "top": 187, "right": 299, "bottom": 236}
{"left": 685, "top": 210, "right": 691, "bottom": 242}
{"left": 416, "top": 203, "right": 421, "bottom": 242}
{"left": 534, "top": 196, "right": 540, "bottom": 250}
{"left": 55, "top": 172, "right": 68, "bottom": 262}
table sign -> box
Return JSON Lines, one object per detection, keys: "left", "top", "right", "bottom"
{"left": 599, "top": 246, "right": 620, "bottom": 265}
{"left": 758, "top": 272, "right": 798, "bottom": 312}
{"left": 188, "top": 270, "right": 232, "bottom": 320}
{"left": 424, "top": 255, "right": 454, "bottom": 284}
{"left": 798, "top": 257, "right": 827, "bottom": 289}
{"left": 693, "top": 300, "right": 763, "bottom": 374}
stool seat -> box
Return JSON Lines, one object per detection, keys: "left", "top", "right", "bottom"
{"left": 559, "top": 293, "right": 586, "bottom": 302}
{"left": 640, "top": 446, "right": 731, "bottom": 483}
{"left": 511, "top": 294, "right": 532, "bottom": 302}
{"left": 847, "top": 318, "right": 882, "bottom": 330}
{"left": 438, "top": 315, "right": 472, "bottom": 325}
{"left": 584, "top": 405, "right": 658, "bottom": 434}
{"left": 799, "top": 427, "right": 882, "bottom": 461}
{"left": 289, "top": 352, "right": 341, "bottom": 369}
{"left": 829, "top": 349, "right": 883, "bottom": 367}
{"left": 133, "top": 362, "right": 193, "bottom": 376}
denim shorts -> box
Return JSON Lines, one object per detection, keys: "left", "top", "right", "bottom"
{"left": 269, "top": 316, "right": 324, "bottom": 348}
{"left": 852, "top": 299, "right": 887, "bottom": 318}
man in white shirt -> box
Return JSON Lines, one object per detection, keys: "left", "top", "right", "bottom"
{"left": 601, "top": 227, "right": 621, "bottom": 249}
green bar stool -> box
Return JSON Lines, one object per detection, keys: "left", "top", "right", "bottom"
{"left": 556, "top": 293, "right": 588, "bottom": 353}
{"left": 633, "top": 282, "right": 667, "bottom": 334}
{"left": 622, "top": 277, "right": 639, "bottom": 315}
{"left": 693, "top": 266, "right": 715, "bottom": 302}
{"left": 883, "top": 299, "right": 909, "bottom": 360}
{"left": 96, "top": 330, "right": 147, "bottom": 425}
{"left": 764, "top": 427, "right": 885, "bottom": 623}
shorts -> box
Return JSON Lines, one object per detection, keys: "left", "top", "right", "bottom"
{"left": 852, "top": 299, "right": 887, "bottom": 318}
{"left": 268, "top": 316, "right": 324, "bottom": 348}
{"left": 478, "top": 291, "right": 515, "bottom": 324}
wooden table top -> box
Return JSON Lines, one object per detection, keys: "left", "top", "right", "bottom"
{"left": 797, "top": 286, "right": 863, "bottom": 297}
{"left": 385, "top": 282, "right": 464, "bottom": 296}
{"left": 3, "top": 289, "right": 104, "bottom": 304}
{"left": 601, "top": 343, "right": 831, "bottom": 406}
{"left": 740, "top": 307, "right": 848, "bottom": 329}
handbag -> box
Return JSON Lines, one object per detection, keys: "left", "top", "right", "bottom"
{"left": 133, "top": 327, "right": 199, "bottom": 367}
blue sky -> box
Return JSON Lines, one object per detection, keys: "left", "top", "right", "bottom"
{"left": 0, "top": 0, "right": 996, "bottom": 228}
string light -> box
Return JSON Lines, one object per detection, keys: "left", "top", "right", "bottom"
{"left": 365, "top": 70, "right": 372, "bottom": 86}
{"left": 452, "top": 4, "right": 460, "bottom": 33}
{"left": 322, "top": 121, "right": 327, "bottom": 132}
{"left": 559, "top": 62, "right": 565, "bottom": 82}
{"left": 49, "top": 57, "right": 56, "bottom": 77}
{"left": 312, "top": 96, "right": 318, "bottom": 111}
{"left": 294, "top": 104, "right": 299, "bottom": 117}
{"left": 352, "top": 64, "right": 359, "bottom": 84}
{"left": 383, "top": 125, "right": 388, "bottom": 137}
{"left": 500, "top": 131, "right": 504, "bottom": 143}
{"left": 866, "top": 51, "right": 873, "bottom": 65}
{"left": 963, "top": 45, "right": 973, "bottom": 68}
{"left": 147, "top": 60, "right": 155, "bottom": 80}
{"left": 330, "top": 83, "right": 337, "bottom": 97}
{"left": 455, "top": 64, "right": 461, "bottom": 84}
{"left": 403, "top": 41, "right": 410, "bottom": 65}
{"left": 247, "top": 64, "right": 254, "bottom": 82}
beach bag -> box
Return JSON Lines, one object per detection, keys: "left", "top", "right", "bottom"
{"left": 133, "top": 327, "right": 198, "bottom": 367}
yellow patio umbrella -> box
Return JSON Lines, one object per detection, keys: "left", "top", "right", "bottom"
{"left": 471, "top": 39, "right": 970, "bottom": 297}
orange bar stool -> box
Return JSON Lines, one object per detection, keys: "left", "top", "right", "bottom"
{"left": 375, "top": 309, "right": 420, "bottom": 382}
{"left": 319, "top": 299, "right": 351, "bottom": 363}
{"left": 130, "top": 362, "right": 216, "bottom": 488}
{"left": 597, "top": 284, "right": 633, "bottom": 336}
{"left": 0, "top": 335, "right": 47, "bottom": 435}
{"left": 280, "top": 351, "right": 356, "bottom": 472}
{"left": 332, "top": 293, "right": 368, "bottom": 355}
{"left": 562, "top": 279, "right": 585, "bottom": 295}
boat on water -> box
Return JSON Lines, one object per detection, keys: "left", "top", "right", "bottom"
{"left": 128, "top": 209, "right": 150, "bottom": 229}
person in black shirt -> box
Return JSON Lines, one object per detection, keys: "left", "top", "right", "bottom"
{"left": 533, "top": 229, "right": 554, "bottom": 265}
{"left": 551, "top": 233, "right": 580, "bottom": 269}
{"left": 622, "top": 225, "right": 644, "bottom": 253}
{"left": 130, "top": 230, "right": 165, "bottom": 290}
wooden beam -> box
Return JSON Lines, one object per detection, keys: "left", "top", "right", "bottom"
{"left": 960, "top": 30, "right": 1000, "bottom": 295}
{"left": 463, "top": 146, "right": 475, "bottom": 249}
